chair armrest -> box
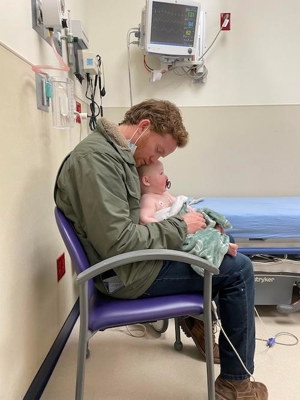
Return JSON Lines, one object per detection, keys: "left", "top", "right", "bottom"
{"left": 76, "top": 249, "right": 219, "bottom": 286}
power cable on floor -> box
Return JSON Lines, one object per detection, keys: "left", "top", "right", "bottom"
{"left": 254, "top": 307, "right": 299, "bottom": 348}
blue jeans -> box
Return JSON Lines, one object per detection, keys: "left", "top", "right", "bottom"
{"left": 141, "top": 252, "right": 255, "bottom": 381}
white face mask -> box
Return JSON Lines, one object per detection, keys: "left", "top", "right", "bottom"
{"left": 127, "top": 125, "right": 150, "bottom": 155}
{"left": 126, "top": 139, "right": 137, "bottom": 155}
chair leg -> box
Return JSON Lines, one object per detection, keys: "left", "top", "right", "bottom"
{"left": 76, "top": 286, "right": 90, "bottom": 400}
{"left": 86, "top": 343, "right": 90, "bottom": 359}
{"left": 203, "top": 273, "right": 215, "bottom": 400}
{"left": 174, "top": 318, "right": 183, "bottom": 351}
{"left": 76, "top": 333, "right": 87, "bottom": 400}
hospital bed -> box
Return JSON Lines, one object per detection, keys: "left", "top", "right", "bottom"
{"left": 192, "top": 196, "right": 300, "bottom": 308}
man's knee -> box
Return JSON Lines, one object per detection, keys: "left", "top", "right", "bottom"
{"left": 238, "top": 253, "right": 254, "bottom": 280}
{"left": 220, "top": 253, "right": 254, "bottom": 280}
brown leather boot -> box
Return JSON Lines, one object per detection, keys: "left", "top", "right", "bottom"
{"left": 178, "top": 317, "right": 220, "bottom": 364}
{"left": 215, "top": 376, "right": 268, "bottom": 400}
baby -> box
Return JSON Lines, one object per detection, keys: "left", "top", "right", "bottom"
{"left": 138, "top": 161, "right": 238, "bottom": 264}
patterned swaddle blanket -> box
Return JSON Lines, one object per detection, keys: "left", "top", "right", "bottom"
{"left": 155, "top": 195, "right": 232, "bottom": 275}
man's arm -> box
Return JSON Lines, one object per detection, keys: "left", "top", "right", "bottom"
{"left": 62, "top": 151, "right": 188, "bottom": 259}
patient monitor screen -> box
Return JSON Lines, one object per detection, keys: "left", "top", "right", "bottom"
{"left": 150, "top": 1, "right": 198, "bottom": 47}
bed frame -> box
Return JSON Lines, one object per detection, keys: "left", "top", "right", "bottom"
{"left": 193, "top": 197, "right": 300, "bottom": 307}
{"left": 236, "top": 239, "right": 300, "bottom": 306}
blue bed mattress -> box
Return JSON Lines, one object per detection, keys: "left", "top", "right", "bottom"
{"left": 191, "top": 197, "right": 300, "bottom": 305}
{"left": 192, "top": 197, "right": 300, "bottom": 239}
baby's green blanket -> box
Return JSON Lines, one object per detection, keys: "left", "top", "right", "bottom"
{"left": 180, "top": 206, "right": 232, "bottom": 276}
{"left": 154, "top": 195, "right": 233, "bottom": 275}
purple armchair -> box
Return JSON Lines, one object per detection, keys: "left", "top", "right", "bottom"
{"left": 55, "top": 207, "right": 219, "bottom": 400}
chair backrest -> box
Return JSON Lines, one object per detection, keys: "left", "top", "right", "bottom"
{"left": 54, "top": 207, "right": 94, "bottom": 298}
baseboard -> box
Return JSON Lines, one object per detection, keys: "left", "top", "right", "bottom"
{"left": 23, "top": 299, "right": 79, "bottom": 400}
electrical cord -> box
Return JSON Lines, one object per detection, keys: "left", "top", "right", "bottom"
{"left": 126, "top": 324, "right": 147, "bottom": 337}
{"left": 127, "top": 28, "right": 140, "bottom": 106}
{"left": 74, "top": 111, "right": 88, "bottom": 141}
{"left": 173, "top": 15, "right": 229, "bottom": 81}
{"left": 212, "top": 300, "right": 298, "bottom": 381}
{"left": 127, "top": 14, "right": 230, "bottom": 86}
{"left": 95, "top": 55, "right": 105, "bottom": 116}
{"left": 85, "top": 73, "right": 101, "bottom": 131}
{"left": 249, "top": 254, "right": 300, "bottom": 265}
{"left": 178, "top": 64, "right": 208, "bottom": 82}
{"left": 197, "top": 23, "right": 224, "bottom": 63}
{"left": 254, "top": 307, "right": 299, "bottom": 347}
{"left": 143, "top": 55, "right": 153, "bottom": 73}
{"left": 141, "top": 15, "right": 229, "bottom": 82}
{"left": 84, "top": 54, "right": 106, "bottom": 131}
{"left": 212, "top": 301, "right": 256, "bottom": 381}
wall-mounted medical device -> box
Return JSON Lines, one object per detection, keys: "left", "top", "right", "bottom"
{"left": 140, "top": 0, "right": 202, "bottom": 61}
{"left": 71, "top": 20, "right": 89, "bottom": 49}
{"left": 31, "top": 0, "right": 64, "bottom": 55}
{"left": 77, "top": 50, "right": 98, "bottom": 76}
{"left": 34, "top": 73, "right": 75, "bottom": 130}
{"left": 42, "top": 0, "right": 66, "bottom": 29}
{"left": 137, "top": 0, "right": 206, "bottom": 82}
{"left": 69, "top": 20, "right": 90, "bottom": 83}
{"left": 50, "top": 76, "right": 75, "bottom": 129}
{"left": 32, "top": 2, "right": 103, "bottom": 130}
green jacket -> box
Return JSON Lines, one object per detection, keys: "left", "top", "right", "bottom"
{"left": 54, "top": 118, "right": 187, "bottom": 298}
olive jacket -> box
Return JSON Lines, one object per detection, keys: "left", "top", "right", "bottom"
{"left": 54, "top": 118, "right": 187, "bottom": 298}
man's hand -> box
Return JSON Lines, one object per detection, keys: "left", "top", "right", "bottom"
{"left": 182, "top": 212, "right": 206, "bottom": 234}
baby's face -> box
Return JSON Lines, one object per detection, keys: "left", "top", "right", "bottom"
{"left": 147, "top": 161, "right": 169, "bottom": 193}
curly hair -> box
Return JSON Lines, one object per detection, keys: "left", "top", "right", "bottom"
{"left": 119, "top": 99, "right": 189, "bottom": 148}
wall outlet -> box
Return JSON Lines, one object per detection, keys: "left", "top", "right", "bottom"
{"left": 220, "top": 13, "right": 231, "bottom": 30}
{"left": 57, "top": 253, "right": 66, "bottom": 282}
{"left": 76, "top": 101, "right": 82, "bottom": 123}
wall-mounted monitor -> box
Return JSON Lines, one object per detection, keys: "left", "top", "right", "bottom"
{"left": 141, "top": 0, "right": 201, "bottom": 59}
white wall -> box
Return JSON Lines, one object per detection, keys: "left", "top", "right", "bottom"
{"left": 103, "top": 104, "right": 300, "bottom": 197}
{"left": 87, "top": 0, "right": 300, "bottom": 107}
{"left": 0, "top": 1, "right": 90, "bottom": 399}
{"left": 88, "top": 0, "right": 300, "bottom": 197}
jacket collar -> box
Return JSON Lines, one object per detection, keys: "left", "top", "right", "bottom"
{"left": 97, "top": 118, "right": 136, "bottom": 165}
{"left": 98, "top": 117, "right": 130, "bottom": 150}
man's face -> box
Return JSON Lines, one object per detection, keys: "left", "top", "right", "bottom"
{"left": 133, "top": 131, "right": 177, "bottom": 168}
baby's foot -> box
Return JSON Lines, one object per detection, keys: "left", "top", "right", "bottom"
{"left": 228, "top": 243, "right": 238, "bottom": 256}
{"left": 215, "top": 224, "right": 225, "bottom": 234}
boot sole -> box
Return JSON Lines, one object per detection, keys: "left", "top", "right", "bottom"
{"left": 179, "top": 318, "right": 220, "bottom": 364}
{"left": 215, "top": 394, "right": 227, "bottom": 400}
{"left": 215, "top": 378, "right": 269, "bottom": 400}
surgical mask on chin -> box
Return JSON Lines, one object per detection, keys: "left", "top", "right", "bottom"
{"left": 127, "top": 125, "right": 150, "bottom": 155}
{"left": 126, "top": 139, "right": 137, "bottom": 155}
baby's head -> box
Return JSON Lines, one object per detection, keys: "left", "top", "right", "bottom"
{"left": 138, "top": 161, "right": 169, "bottom": 195}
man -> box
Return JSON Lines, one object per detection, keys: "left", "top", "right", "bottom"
{"left": 55, "top": 99, "right": 268, "bottom": 400}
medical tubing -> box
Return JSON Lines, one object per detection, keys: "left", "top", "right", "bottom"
{"left": 32, "top": 30, "right": 70, "bottom": 75}
{"left": 255, "top": 307, "right": 298, "bottom": 347}
{"left": 212, "top": 301, "right": 255, "bottom": 381}
{"left": 127, "top": 28, "right": 139, "bottom": 107}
